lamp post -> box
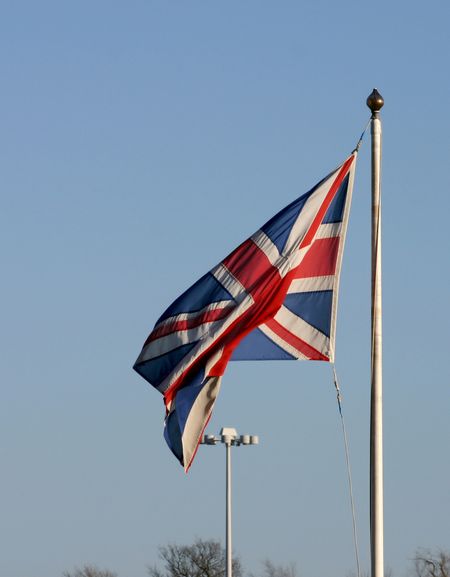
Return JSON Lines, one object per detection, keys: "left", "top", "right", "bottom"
{"left": 201, "top": 427, "right": 259, "bottom": 577}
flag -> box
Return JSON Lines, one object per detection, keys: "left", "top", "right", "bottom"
{"left": 134, "top": 152, "right": 357, "bottom": 470}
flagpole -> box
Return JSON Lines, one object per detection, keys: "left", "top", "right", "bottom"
{"left": 367, "top": 88, "right": 385, "bottom": 577}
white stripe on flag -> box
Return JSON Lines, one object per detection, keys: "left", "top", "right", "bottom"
{"left": 315, "top": 222, "right": 342, "bottom": 239}
{"left": 181, "top": 375, "right": 222, "bottom": 471}
{"left": 156, "top": 293, "right": 255, "bottom": 393}
{"left": 250, "top": 230, "right": 281, "bottom": 268}
{"left": 211, "top": 263, "right": 252, "bottom": 302}
{"left": 283, "top": 167, "right": 340, "bottom": 255}
{"left": 274, "top": 305, "right": 330, "bottom": 356}
{"left": 137, "top": 319, "right": 227, "bottom": 363}
{"left": 288, "top": 275, "right": 335, "bottom": 293}
{"left": 258, "top": 324, "right": 310, "bottom": 360}
{"left": 154, "top": 301, "right": 233, "bottom": 331}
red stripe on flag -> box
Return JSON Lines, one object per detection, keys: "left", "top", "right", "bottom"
{"left": 222, "top": 238, "right": 280, "bottom": 298}
{"left": 291, "top": 236, "right": 340, "bottom": 279}
{"left": 145, "top": 305, "right": 234, "bottom": 344}
{"left": 300, "top": 155, "right": 354, "bottom": 249}
{"left": 265, "top": 318, "right": 329, "bottom": 361}
{"left": 164, "top": 274, "right": 292, "bottom": 403}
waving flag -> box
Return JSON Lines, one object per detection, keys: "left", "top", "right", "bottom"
{"left": 134, "top": 152, "right": 357, "bottom": 470}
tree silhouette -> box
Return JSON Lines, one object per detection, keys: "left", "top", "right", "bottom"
{"left": 148, "top": 538, "right": 243, "bottom": 577}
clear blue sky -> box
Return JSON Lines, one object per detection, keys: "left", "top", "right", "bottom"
{"left": 1, "top": 2, "right": 449, "bottom": 577}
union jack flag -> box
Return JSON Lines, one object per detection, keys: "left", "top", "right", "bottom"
{"left": 134, "top": 152, "right": 357, "bottom": 470}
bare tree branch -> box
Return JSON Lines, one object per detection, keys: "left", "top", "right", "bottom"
{"left": 62, "top": 565, "right": 117, "bottom": 577}
{"left": 414, "top": 549, "right": 450, "bottom": 577}
{"left": 249, "top": 559, "right": 298, "bottom": 577}
{"left": 148, "top": 538, "right": 242, "bottom": 577}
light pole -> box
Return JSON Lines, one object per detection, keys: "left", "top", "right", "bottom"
{"left": 201, "top": 427, "right": 259, "bottom": 577}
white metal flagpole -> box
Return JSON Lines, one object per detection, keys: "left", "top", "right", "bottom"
{"left": 367, "top": 88, "right": 385, "bottom": 577}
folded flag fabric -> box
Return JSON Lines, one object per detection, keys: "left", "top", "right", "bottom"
{"left": 134, "top": 152, "right": 357, "bottom": 470}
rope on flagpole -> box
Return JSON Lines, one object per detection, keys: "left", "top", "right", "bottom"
{"left": 332, "top": 364, "right": 362, "bottom": 577}
{"left": 353, "top": 118, "right": 372, "bottom": 154}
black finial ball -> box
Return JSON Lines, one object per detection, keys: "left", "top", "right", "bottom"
{"left": 367, "top": 88, "right": 384, "bottom": 112}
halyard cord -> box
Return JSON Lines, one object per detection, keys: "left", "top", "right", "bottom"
{"left": 353, "top": 118, "right": 372, "bottom": 154}
{"left": 331, "top": 116, "right": 369, "bottom": 577}
{"left": 332, "top": 363, "right": 362, "bottom": 577}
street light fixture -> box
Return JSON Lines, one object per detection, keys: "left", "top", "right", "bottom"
{"left": 201, "top": 428, "right": 259, "bottom": 577}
